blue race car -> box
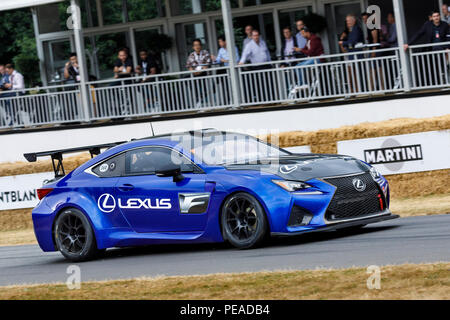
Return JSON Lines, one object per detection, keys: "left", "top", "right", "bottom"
{"left": 25, "top": 129, "right": 398, "bottom": 261}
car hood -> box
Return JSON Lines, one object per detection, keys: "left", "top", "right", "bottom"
{"left": 224, "top": 154, "right": 370, "bottom": 181}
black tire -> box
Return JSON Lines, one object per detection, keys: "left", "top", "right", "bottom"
{"left": 54, "top": 208, "right": 101, "bottom": 262}
{"left": 221, "top": 192, "right": 268, "bottom": 249}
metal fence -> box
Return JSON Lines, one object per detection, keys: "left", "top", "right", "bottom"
{"left": 409, "top": 42, "right": 450, "bottom": 90}
{"left": 87, "top": 66, "right": 233, "bottom": 120}
{"left": 0, "top": 84, "right": 82, "bottom": 129}
{"left": 0, "top": 42, "right": 448, "bottom": 130}
{"left": 238, "top": 47, "right": 403, "bottom": 106}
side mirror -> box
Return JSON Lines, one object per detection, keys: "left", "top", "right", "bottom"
{"left": 155, "top": 164, "right": 185, "bottom": 182}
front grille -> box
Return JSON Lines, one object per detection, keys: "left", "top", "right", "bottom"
{"left": 324, "top": 173, "right": 383, "bottom": 221}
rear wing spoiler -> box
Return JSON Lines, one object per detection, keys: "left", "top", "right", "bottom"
{"left": 24, "top": 142, "right": 126, "bottom": 178}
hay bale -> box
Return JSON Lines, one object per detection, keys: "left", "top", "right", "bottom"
{"left": 0, "top": 208, "right": 33, "bottom": 231}
{"left": 0, "top": 153, "right": 92, "bottom": 177}
{"left": 387, "top": 169, "right": 450, "bottom": 198}
{"left": 276, "top": 114, "right": 450, "bottom": 148}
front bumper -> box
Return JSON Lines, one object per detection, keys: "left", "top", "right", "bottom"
{"left": 271, "top": 210, "right": 399, "bottom": 236}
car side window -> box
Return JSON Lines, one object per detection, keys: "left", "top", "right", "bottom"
{"left": 92, "top": 153, "right": 125, "bottom": 177}
{"left": 124, "top": 147, "right": 198, "bottom": 176}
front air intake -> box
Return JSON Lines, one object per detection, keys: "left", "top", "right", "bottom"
{"left": 288, "top": 205, "right": 313, "bottom": 227}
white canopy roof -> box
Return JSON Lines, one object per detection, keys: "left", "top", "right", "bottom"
{"left": 0, "top": 0, "right": 64, "bottom": 12}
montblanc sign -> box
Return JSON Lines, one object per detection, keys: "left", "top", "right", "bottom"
{"left": 0, "top": 172, "right": 54, "bottom": 210}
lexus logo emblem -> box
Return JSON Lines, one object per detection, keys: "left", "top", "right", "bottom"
{"left": 352, "top": 178, "right": 366, "bottom": 192}
{"left": 280, "top": 165, "right": 298, "bottom": 174}
{"left": 98, "top": 193, "right": 116, "bottom": 213}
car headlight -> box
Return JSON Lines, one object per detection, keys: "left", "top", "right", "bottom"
{"left": 272, "top": 180, "right": 312, "bottom": 192}
{"left": 370, "top": 166, "right": 381, "bottom": 180}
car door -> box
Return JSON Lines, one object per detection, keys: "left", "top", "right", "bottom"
{"left": 114, "top": 146, "right": 210, "bottom": 233}
{"left": 88, "top": 152, "right": 129, "bottom": 227}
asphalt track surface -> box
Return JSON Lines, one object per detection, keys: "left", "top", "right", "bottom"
{"left": 0, "top": 214, "right": 449, "bottom": 286}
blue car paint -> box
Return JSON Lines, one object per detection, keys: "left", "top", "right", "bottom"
{"left": 31, "top": 137, "right": 390, "bottom": 252}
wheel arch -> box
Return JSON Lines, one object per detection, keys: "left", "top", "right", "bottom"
{"left": 218, "top": 189, "right": 272, "bottom": 241}
{"left": 51, "top": 205, "right": 100, "bottom": 250}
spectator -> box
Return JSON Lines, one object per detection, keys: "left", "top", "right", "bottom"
{"left": 295, "top": 26, "right": 324, "bottom": 87}
{"left": 243, "top": 25, "right": 254, "bottom": 50}
{"left": 339, "top": 14, "right": 364, "bottom": 93}
{"left": 404, "top": 11, "right": 450, "bottom": 51}
{"left": 64, "top": 53, "right": 80, "bottom": 83}
{"left": 113, "top": 48, "right": 133, "bottom": 79}
{"left": 3, "top": 64, "right": 24, "bottom": 93}
{"left": 339, "top": 14, "right": 364, "bottom": 56}
{"left": 386, "top": 12, "right": 398, "bottom": 47}
{"left": 239, "top": 30, "right": 271, "bottom": 67}
{"left": 0, "top": 64, "right": 11, "bottom": 126}
{"left": 212, "top": 35, "right": 240, "bottom": 66}
{"left": 186, "top": 39, "right": 211, "bottom": 107}
{"left": 362, "top": 12, "right": 382, "bottom": 55}
{"left": 0, "top": 64, "right": 9, "bottom": 92}
{"left": 186, "top": 39, "right": 212, "bottom": 76}
{"left": 280, "top": 27, "right": 302, "bottom": 63}
{"left": 443, "top": 4, "right": 450, "bottom": 25}
{"left": 339, "top": 23, "right": 350, "bottom": 54}
{"left": 294, "top": 19, "right": 307, "bottom": 51}
{"left": 135, "top": 50, "right": 158, "bottom": 81}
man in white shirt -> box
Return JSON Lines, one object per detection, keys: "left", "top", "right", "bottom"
{"left": 239, "top": 30, "right": 273, "bottom": 102}
{"left": 4, "top": 64, "right": 25, "bottom": 93}
{"left": 1, "top": 64, "right": 25, "bottom": 126}
{"left": 239, "top": 30, "right": 271, "bottom": 66}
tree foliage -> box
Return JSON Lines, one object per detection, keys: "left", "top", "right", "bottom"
{"left": 0, "top": 8, "right": 40, "bottom": 86}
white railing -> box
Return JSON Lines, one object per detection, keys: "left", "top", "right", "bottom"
{"left": 0, "top": 43, "right": 448, "bottom": 130}
{"left": 87, "top": 66, "right": 233, "bottom": 120}
{"left": 0, "top": 84, "right": 82, "bottom": 129}
{"left": 409, "top": 41, "right": 450, "bottom": 90}
{"left": 237, "top": 47, "right": 402, "bottom": 105}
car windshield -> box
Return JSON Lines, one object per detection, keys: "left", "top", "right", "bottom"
{"left": 172, "top": 132, "right": 290, "bottom": 165}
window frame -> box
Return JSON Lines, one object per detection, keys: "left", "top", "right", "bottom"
{"left": 87, "top": 145, "right": 204, "bottom": 178}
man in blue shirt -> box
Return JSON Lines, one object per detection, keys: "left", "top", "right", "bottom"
{"left": 0, "top": 64, "right": 9, "bottom": 91}
{"left": 339, "top": 14, "right": 364, "bottom": 60}
{"left": 212, "top": 35, "right": 240, "bottom": 66}
{"left": 294, "top": 19, "right": 307, "bottom": 52}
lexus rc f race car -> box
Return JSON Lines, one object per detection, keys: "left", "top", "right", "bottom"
{"left": 26, "top": 129, "right": 398, "bottom": 261}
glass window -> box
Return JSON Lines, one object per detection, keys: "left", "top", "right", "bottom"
{"left": 43, "top": 40, "right": 72, "bottom": 83}
{"left": 221, "top": 13, "right": 275, "bottom": 54}
{"left": 244, "top": 0, "right": 287, "bottom": 6}
{"left": 134, "top": 28, "right": 165, "bottom": 72}
{"left": 169, "top": 0, "right": 238, "bottom": 16}
{"left": 175, "top": 132, "right": 290, "bottom": 165}
{"left": 37, "top": 0, "right": 100, "bottom": 34}
{"left": 125, "top": 147, "right": 196, "bottom": 175}
{"left": 93, "top": 154, "right": 126, "bottom": 177}
{"left": 175, "top": 22, "right": 209, "bottom": 70}
{"left": 278, "top": 8, "right": 309, "bottom": 32}
{"left": 85, "top": 32, "right": 129, "bottom": 79}
{"left": 126, "top": 0, "right": 165, "bottom": 22}
{"left": 80, "top": 0, "right": 99, "bottom": 28}
{"left": 102, "top": 0, "right": 125, "bottom": 25}
{"left": 37, "top": 3, "right": 64, "bottom": 34}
